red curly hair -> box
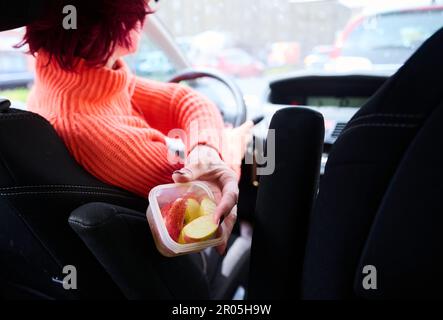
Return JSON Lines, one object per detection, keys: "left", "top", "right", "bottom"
{"left": 18, "top": 0, "right": 153, "bottom": 70}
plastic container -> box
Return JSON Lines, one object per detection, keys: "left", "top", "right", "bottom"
{"left": 147, "top": 182, "right": 225, "bottom": 257}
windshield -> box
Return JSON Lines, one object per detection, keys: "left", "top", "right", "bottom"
{"left": 1, "top": 0, "right": 443, "bottom": 106}
{"left": 155, "top": 0, "right": 443, "bottom": 76}
{"left": 340, "top": 8, "right": 443, "bottom": 65}
{"left": 151, "top": 0, "right": 443, "bottom": 110}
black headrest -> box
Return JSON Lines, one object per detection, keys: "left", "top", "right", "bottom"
{"left": 0, "top": 98, "right": 11, "bottom": 112}
{"left": 0, "top": 1, "right": 51, "bottom": 31}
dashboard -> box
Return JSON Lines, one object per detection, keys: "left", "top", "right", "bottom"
{"left": 240, "top": 73, "right": 391, "bottom": 214}
{"left": 268, "top": 74, "right": 388, "bottom": 108}
{"left": 305, "top": 96, "right": 369, "bottom": 108}
{"left": 257, "top": 72, "right": 391, "bottom": 174}
{"left": 265, "top": 74, "right": 390, "bottom": 142}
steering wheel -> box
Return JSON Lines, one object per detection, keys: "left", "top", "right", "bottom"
{"left": 169, "top": 69, "right": 247, "bottom": 127}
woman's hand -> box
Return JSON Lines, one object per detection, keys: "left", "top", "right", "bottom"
{"left": 221, "top": 121, "right": 254, "bottom": 173}
{"left": 172, "top": 121, "right": 254, "bottom": 255}
{"left": 172, "top": 145, "right": 239, "bottom": 255}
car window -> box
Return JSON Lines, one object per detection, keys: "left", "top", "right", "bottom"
{"left": 154, "top": 0, "right": 443, "bottom": 108}
{"left": 0, "top": 52, "right": 28, "bottom": 73}
{"left": 0, "top": 28, "right": 33, "bottom": 108}
{"left": 0, "top": 29, "right": 178, "bottom": 106}
{"left": 2, "top": 1, "right": 443, "bottom": 108}
{"left": 156, "top": 2, "right": 443, "bottom": 75}
{"left": 222, "top": 50, "right": 252, "bottom": 63}
{"left": 125, "top": 33, "right": 177, "bottom": 82}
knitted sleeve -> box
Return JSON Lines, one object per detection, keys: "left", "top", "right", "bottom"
{"left": 131, "top": 78, "right": 225, "bottom": 154}
{"left": 68, "top": 114, "right": 182, "bottom": 197}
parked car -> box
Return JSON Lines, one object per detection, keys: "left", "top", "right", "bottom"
{"left": 267, "top": 41, "right": 301, "bottom": 68}
{"left": 304, "top": 45, "right": 334, "bottom": 71}
{"left": 193, "top": 48, "right": 264, "bottom": 78}
{"left": 326, "top": 4, "right": 443, "bottom": 73}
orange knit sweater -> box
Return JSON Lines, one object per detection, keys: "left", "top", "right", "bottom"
{"left": 28, "top": 52, "right": 225, "bottom": 197}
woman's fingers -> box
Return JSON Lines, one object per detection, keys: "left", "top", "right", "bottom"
{"left": 172, "top": 164, "right": 239, "bottom": 223}
{"left": 214, "top": 172, "right": 239, "bottom": 222}
{"left": 237, "top": 120, "right": 254, "bottom": 142}
{"left": 241, "top": 120, "right": 254, "bottom": 132}
{"left": 171, "top": 143, "right": 240, "bottom": 225}
{"left": 172, "top": 167, "right": 194, "bottom": 183}
{"left": 193, "top": 164, "right": 239, "bottom": 222}
{"left": 172, "top": 163, "right": 211, "bottom": 183}
{"left": 216, "top": 206, "right": 238, "bottom": 255}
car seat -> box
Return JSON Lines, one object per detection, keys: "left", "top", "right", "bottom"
{"left": 302, "top": 26, "right": 443, "bottom": 300}
{"left": 0, "top": 2, "right": 249, "bottom": 300}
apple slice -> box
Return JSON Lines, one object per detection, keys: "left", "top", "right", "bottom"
{"left": 178, "top": 229, "right": 187, "bottom": 245}
{"left": 184, "top": 198, "right": 201, "bottom": 224}
{"left": 164, "top": 198, "right": 186, "bottom": 242}
{"left": 200, "top": 197, "right": 217, "bottom": 216}
{"left": 160, "top": 203, "right": 172, "bottom": 218}
{"left": 182, "top": 214, "right": 218, "bottom": 243}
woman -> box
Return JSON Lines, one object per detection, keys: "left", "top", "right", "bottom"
{"left": 21, "top": 0, "right": 251, "bottom": 255}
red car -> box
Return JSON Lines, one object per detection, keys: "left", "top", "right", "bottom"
{"left": 194, "top": 48, "right": 264, "bottom": 78}
{"left": 328, "top": 4, "right": 443, "bottom": 72}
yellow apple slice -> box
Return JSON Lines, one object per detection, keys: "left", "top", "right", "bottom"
{"left": 200, "top": 197, "right": 217, "bottom": 216}
{"left": 178, "top": 229, "right": 187, "bottom": 245}
{"left": 184, "top": 198, "right": 201, "bottom": 224}
{"left": 183, "top": 214, "right": 218, "bottom": 243}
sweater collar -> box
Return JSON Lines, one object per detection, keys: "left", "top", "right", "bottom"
{"left": 34, "top": 51, "right": 135, "bottom": 111}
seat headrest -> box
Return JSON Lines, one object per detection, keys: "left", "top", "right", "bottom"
{"left": 0, "top": 98, "right": 11, "bottom": 113}
{"left": 0, "top": 1, "right": 51, "bottom": 31}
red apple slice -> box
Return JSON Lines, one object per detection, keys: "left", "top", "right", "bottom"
{"left": 160, "top": 203, "right": 173, "bottom": 218}
{"left": 164, "top": 198, "right": 186, "bottom": 242}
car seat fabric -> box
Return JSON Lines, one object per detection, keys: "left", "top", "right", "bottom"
{"left": 355, "top": 101, "right": 443, "bottom": 299}
{"left": 0, "top": 109, "right": 146, "bottom": 299}
{"left": 302, "top": 27, "right": 443, "bottom": 300}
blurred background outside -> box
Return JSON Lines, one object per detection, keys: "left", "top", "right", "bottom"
{"left": 1, "top": 0, "right": 443, "bottom": 107}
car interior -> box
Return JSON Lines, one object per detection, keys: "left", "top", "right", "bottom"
{"left": 1, "top": 0, "right": 443, "bottom": 301}
{"left": 255, "top": 25, "right": 443, "bottom": 299}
